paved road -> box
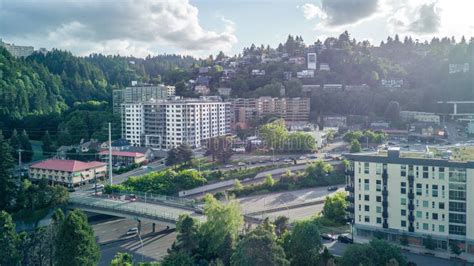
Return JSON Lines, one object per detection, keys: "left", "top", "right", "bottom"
{"left": 92, "top": 218, "right": 175, "bottom": 265}
{"left": 253, "top": 203, "right": 325, "bottom": 222}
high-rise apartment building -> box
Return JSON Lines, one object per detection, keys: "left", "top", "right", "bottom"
{"left": 122, "top": 97, "right": 231, "bottom": 150}
{"left": 307, "top": 52, "right": 317, "bottom": 70}
{"left": 231, "top": 97, "right": 310, "bottom": 129}
{"left": 113, "top": 84, "right": 175, "bottom": 113}
{"left": 345, "top": 148, "right": 474, "bottom": 253}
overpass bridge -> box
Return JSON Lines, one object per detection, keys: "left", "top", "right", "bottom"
{"left": 69, "top": 194, "right": 206, "bottom": 227}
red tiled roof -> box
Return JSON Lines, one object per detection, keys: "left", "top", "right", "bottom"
{"left": 30, "top": 159, "right": 106, "bottom": 172}
{"left": 98, "top": 150, "right": 145, "bottom": 157}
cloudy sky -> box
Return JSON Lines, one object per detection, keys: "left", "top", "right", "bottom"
{"left": 0, "top": 0, "right": 472, "bottom": 58}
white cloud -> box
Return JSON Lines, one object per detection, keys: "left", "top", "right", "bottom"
{"left": 301, "top": 3, "right": 327, "bottom": 20}
{"left": 0, "top": 0, "right": 237, "bottom": 57}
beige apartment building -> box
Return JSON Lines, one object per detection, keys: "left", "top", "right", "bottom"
{"left": 29, "top": 159, "right": 107, "bottom": 187}
{"left": 345, "top": 148, "right": 474, "bottom": 253}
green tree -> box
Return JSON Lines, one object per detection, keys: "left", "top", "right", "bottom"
{"left": 111, "top": 252, "right": 133, "bottom": 266}
{"left": 450, "top": 242, "right": 462, "bottom": 257}
{"left": 0, "top": 131, "right": 16, "bottom": 211}
{"left": 273, "top": 216, "right": 290, "bottom": 238}
{"left": 199, "top": 195, "right": 243, "bottom": 258}
{"left": 305, "top": 160, "right": 333, "bottom": 180}
{"left": 177, "top": 143, "right": 193, "bottom": 166}
{"left": 234, "top": 179, "right": 243, "bottom": 191}
{"left": 260, "top": 119, "right": 288, "bottom": 150}
{"left": 350, "top": 139, "right": 362, "bottom": 153}
{"left": 166, "top": 147, "right": 179, "bottom": 167}
{"left": 174, "top": 214, "right": 200, "bottom": 255}
{"left": 285, "top": 218, "right": 322, "bottom": 266}
{"left": 161, "top": 251, "right": 194, "bottom": 266}
{"left": 264, "top": 174, "right": 275, "bottom": 186}
{"left": 0, "top": 211, "right": 21, "bottom": 265}
{"left": 54, "top": 209, "right": 100, "bottom": 266}
{"left": 340, "top": 239, "right": 407, "bottom": 266}
{"left": 400, "top": 233, "right": 409, "bottom": 246}
{"left": 20, "top": 130, "right": 33, "bottom": 162}
{"left": 323, "top": 191, "right": 348, "bottom": 224}
{"left": 42, "top": 130, "right": 55, "bottom": 155}
{"left": 231, "top": 228, "right": 289, "bottom": 266}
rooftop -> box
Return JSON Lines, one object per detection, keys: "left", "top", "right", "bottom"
{"left": 99, "top": 150, "right": 146, "bottom": 157}
{"left": 30, "top": 159, "right": 106, "bottom": 172}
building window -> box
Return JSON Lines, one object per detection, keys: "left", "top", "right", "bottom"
{"left": 400, "top": 182, "right": 406, "bottom": 194}
{"left": 364, "top": 162, "right": 370, "bottom": 174}
{"left": 364, "top": 205, "right": 370, "bottom": 212}
{"left": 376, "top": 180, "right": 382, "bottom": 192}
{"left": 401, "top": 198, "right": 406, "bottom": 206}
{"left": 439, "top": 167, "right": 445, "bottom": 180}
{"left": 439, "top": 225, "right": 445, "bottom": 232}
{"left": 401, "top": 220, "right": 406, "bottom": 227}
{"left": 439, "top": 202, "right": 445, "bottom": 209}
{"left": 376, "top": 163, "right": 382, "bottom": 175}
{"left": 376, "top": 217, "right": 382, "bottom": 224}
{"left": 376, "top": 206, "right": 382, "bottom": 213}
{"left": 364, "top": 195, "right": 370, "bottom": 201}
{"left": 364, "top": 216, "right": 370, "bottom": 223}
{"left": 416, "top": 183, "right": 422, "bottom": 195}
{"left": 449, "top": 225, "right": 466, "bottom": 235}
{"left": 423, "top": 166, "right": 429, "bottom": 178}
{"left": 432, "top": 213, "right": 438, "bottom": 220}
{"left": 376, "top": 196, "right": 381, "bottom": 202}
{"left": 423, "top": 223, "right": 429, "bottom": 230}
{"left": 432, "top": 185, "right": 438, "bottom": 197}
{"left": 401, "top": 210, "right": 406, "bottom": 216}
{"left": 416, "top": 211, "right": 422, "bottom": 218}
{"left": 364, "top": 179, "right": 370, "bottom": 191}
{"left": 449, "top": 213, "right": 466, "bottom": 224}
{"left": 449, "top": 202, "right": 466, "bottom": 212}
{"left": 401, "top": 165, "right": 407, "bottom": 176}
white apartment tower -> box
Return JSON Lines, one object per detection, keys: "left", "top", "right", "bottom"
{"left": 307, "top": 53, "right": 317, "bottom": 70}
{"left": 345, "top": 148, "right": 474, "bottom": 253}
{"left": 122, "top": 97, "right": 231, "bottom": 150}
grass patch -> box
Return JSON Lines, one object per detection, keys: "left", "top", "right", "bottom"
{"left": 313, "top": 215, "right": 350, "bottom": 235}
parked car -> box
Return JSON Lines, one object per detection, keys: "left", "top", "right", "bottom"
{"left": 338, "top": 234, "right": 353, "bottom": 244}
{"left": 237, "top": 162, "right": 246, "bottom": 166}
{"left": 91, "top": 184, "right": 105, "bottom": 190}
{"left": 299, "top": 156, "right": 307, "bottom": 160}
{"left": 321, "top": 233, "right": 336, "bottom": 241}
{"left": 126, "top": 194, "right": 137, "bottom": 201}
{"left": 309, "top": 154, "right": 318, "bottom": 159}
{"left": 283, "top": 159, "right": 292, "bottom": 163}
{"left": 224, "top": 164, "right": 233, "bottom": 168}
{"left": 327, "top": 186, "right": 338, "bottom": 191}
{"left": 67, "top": 187, "right": 76, "bottom": 192}
{"left": 126, "top": 227, "right": 138, "bottom": 235}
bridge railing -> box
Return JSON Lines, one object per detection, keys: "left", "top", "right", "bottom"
{"left": 70, "top": 195, "right": 180, "bottom": 223}
{"left": 104, "top": 190, "right": 197, "bottom": 209}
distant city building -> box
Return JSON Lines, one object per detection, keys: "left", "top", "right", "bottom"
{"left": 449, "top": 63, "right": 469, "bottom": 74}
{"left": 345, "top": 84, "right": 370, "bottom": 91}
{"left": 217, "top": 87, "right": 232, "bottom": 96}
{"left": 288, "top": 57, "right": 305, "bottom": 65}
{"left": 381, "top": 79, "right": 404, "bottom": 88}
{"left": 194, "top": 85, "right": 210, "bottom": 95}
{"left": 283, "top": 71, "right": 293, "bottom": 81}
{"left": 231, "top": 97, "right": 310, "bottom": 129}
{"left": 323, "top": 116, "right": 347, "bottom": 128}
{"left": 346, "top": 148, "right": 474, "bottom": 253}
{"left": 323, "top": 84, "right": 343, "bottom": 90}
{"left": 307, "top": 53, "right": 317, "bottom": 70}
{"left": 0, "top": 39, "right": 34, "bottom": 57}
{"left": 319, "top": 63, "right": 330, "bottom": 71}
{"left": 98, "top": 150, "right": 146, "bottom": 166}
{"left": 195, "top": 76, "right": 211, "bottom": 86}
{"left": 29, "top": 159, "right": 107, "bottom": 187}
{"left": 112, "top": 84, "right": 175, "bottom": 113}
{"left": 251, "top": 69, "right": 266, "bottom": 76}
{"left": 400, "top": 111, "right": 441, "bottom": 125}
{"left": 122, "top": 97, "right": 231, "bottom": 150}
{"left": 296, "top": 70, "right": 314, "bottom": 79}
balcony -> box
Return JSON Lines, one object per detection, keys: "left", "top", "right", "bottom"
{"left": 382, "top": 190, "right": 389, "bottom": 197}
{"left": 408, "top": 192, "right": 414, "bottom": 199}
{"left": 382, "top": 211, "right": 388, "bottom": 218}
{"left": 382, "top": 170, "right": 388, "bottom": 180}
{"left": 346, "top": 206, "right": 354, "bottom": 213}
{"left": 346, "top": 196, "right": 354, "bottom": 203}
{"left": 345, "top": 185, "right": 354, "bottom": 193}
{"left": 408, "top": 175, "right": 414, "bottom": 183}
{"left": 408, "top": 214, "right": 415, "bottom": 222}
{"left": 383, "top": 222, "right": 389, "bottom": 229}
{"left": 408, "top": 203, "right": 414, "bottom": 210}
{"left": 382, "top": 201, "right": 388, "bottom": 208}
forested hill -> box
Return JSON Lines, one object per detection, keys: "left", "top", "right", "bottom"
{"left": 0, "top": 32, "right": 473, "bottom": 124}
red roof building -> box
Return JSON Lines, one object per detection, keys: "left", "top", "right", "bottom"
{"left": 98, "top": 150, "right": 146, "bottom": 166}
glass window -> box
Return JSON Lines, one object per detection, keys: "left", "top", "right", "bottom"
{"left": 376, "top": 206, "right": 382, "bottom": 213}
{"left": 364, "top": 216, "right": 370, "bottom": 223}
{"left": 439, "top": 225, "right": 445, "bottom": 232}
{"left": 364, "top": 205, "right": 370, "bottom": 212}
{"left": 439, "top": 202, "right": 445, "bottom": 209}
{"left": 416, "top": 183, "right": 422, "bottom": 196}
{"left": 401, "top": 220, "right": 406, "bottom": 227}
{"left": 376, "top": 217, "right": 382, "bottom": 224}
{"left": 432, "top": 185, "right": 438, "bottom": 197}
{"left": 364, "top": 162, "right": 370, "bottom": 174}
{"left": 423, "top": 223, "right": 429, "bottom": 230}
{"left": 423, "top": 201, "right": 429, "bottom": 208}
{"left": 364, "top": 195, "right": 370, "bottom": 201}
{"left": 400, "top": 182, "right": 406, "bottom": 194}
{"left": 376, "top": 163, "right": 382, "bottom": 175}
{"left": 416, "top": 211, "right": 422, "bottom": 218}
{"left": 400, "top": 165, "right": 407, "bottom": 176}
{"left": 376, "top": 180, "right": 382, "bottom": 192}
{"left": 401, "top": 198, "right": 407, "bottom": 206}
{"left": 401, "top": 210, "right": 406, "bottom": 216}
{"left": 432, "top": 213, "right": 438, "bottom": 220}
{"left": 364, "top": 179, "right": 370, "bottom": 191}
{"left": 376, "top": 196, "right": 381, "bottom": 202}
{"left": 439, "top": 167, "right": 445, "bottom": 180}
{"left": 449, "top": 225, "right": 466, "bottom": 235}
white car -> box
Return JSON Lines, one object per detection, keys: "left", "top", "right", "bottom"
{"left": 91, "top": 184, "right": 105, "bottom": 190}
{"left": 126, "top": 227, "right": 138, "bottom": 235}
{"left": 237, "top": 162, "right": 246, "bottom": 166}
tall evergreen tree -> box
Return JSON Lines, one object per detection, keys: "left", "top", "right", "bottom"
{"left": 20, "top": 129, "right": 33, "bottom": 162}
{"left": 0, "top": 211, "right": 21, "bottom": 265}
{"left": 0, "top": 131, "right": 16, "bottom": 211}
{"left": 42, "top": 130, "right": 55, "bottom": 155}
{"left": 9, "top": 129, "right": 21, "bottom": 160}
{"left": 54, "top": 209, "right": 100, "bottom": 266}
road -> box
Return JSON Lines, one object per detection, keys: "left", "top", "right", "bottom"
{"left": 92, "top": 218, "right": 176, "bottom": 265}
{"left": 323, "top": 239, "right": 470, "bottom": 266}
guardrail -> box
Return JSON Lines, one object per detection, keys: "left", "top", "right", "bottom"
{"left": 69, "top": 195, "right": 179, "bottom": 223}
{"left": 106, "top": 190, "right": 197, "bottom": 209}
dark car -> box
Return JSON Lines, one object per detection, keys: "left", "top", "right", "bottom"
{"left": 327, "top": 186, "right": 338, "bottom": 191}
{"left": 338, "top": 234, "right": 353, "bottom": 244}
{"left": 67, "top": 187, "right": 76, "bottom": 192}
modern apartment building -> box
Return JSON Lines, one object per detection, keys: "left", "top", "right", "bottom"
{"left": 122, "top": 97, "right": 231, "bottom": 150}
{"left": 345, "top": 148, "right": 474, "bottom": 253}
{"left": 231, "top": 97, "right": 310, "bottom": 129}
{"left": 400, "top": 111, "right": 441, "bottom": 125}
{"left": 113, "top": 84, "right": 175, "bottom": 113}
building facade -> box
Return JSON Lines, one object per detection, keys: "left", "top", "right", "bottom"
{"left": 122, "top": 97, "right": 231, "bottom": 150}
{"left": 400, "top": 111, "right": 441, "bottom": 125}
{"left": 345, "top": 148, "right": 474, "bottom": 253}
{"left": 98, "top": 150, "right": 146, "bottom": 166}
{"left": 231, "top": 97, "right": 310, "bottom": 129}
{"left": 113, "top": 84, "right": 175, "bottom": 113}
{"left": 29, "top": 159, "right": 107, "bottom": 187}
{"left": 0, "top": 39, "right": 34, "bottom": 57}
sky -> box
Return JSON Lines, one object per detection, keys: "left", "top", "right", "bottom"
{"left": 0, "top": 0, "right": 472, "bottom": 58}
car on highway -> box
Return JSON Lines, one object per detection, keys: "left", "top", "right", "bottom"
{"left": 337, "top": 234, "right": 353, "bottom": 244}
{"left": 126, "top": 227, "right": 138, "bottom": 235}
{"left": 67, "top": 187, "right": 76, "bottom": 192}
{"left": 299, "top": 156, "right": 307, "bottom": 160}
{"left": 237, "top": 162, "right": 246, "bottom": 166}
{"left": 327, "top": 186, "right": 338, "bottom": 191}
{"left": 91, "top": 184, "right": 105, "bottom": 190}
{"left": 308, "top": 154, "right": 318, "bottom": 159}
{"left": 321, "top": 233, "right": 336, "bottom": 241}
{"left": 283, "top": 158, "right": 292, "bottom": 163}
{"left": 224, "top": 164, "right": 233, "bottom": 168}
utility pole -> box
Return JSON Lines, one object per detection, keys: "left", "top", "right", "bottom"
{"left": 108, "top": 123, "right": 113, "bottom": 185}
{"left": 18, "top": 149, "right": 23, "bottom": 179}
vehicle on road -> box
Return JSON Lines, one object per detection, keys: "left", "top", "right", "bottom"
{"left": 224, "top": 164, "right": 233, "bottom": 168}
{"left": 126, "top": 194, "right": 137, "bottom": 201}
{"left": 299, "top": 156, "right": 307, "bottom": 160}
{"left": 337, "top": 234, "right": 353, "bottom": 244}
{"left": 91, "top": 184, "right": 105, "bottom": 190}
{"left": 321, "top": 233, "right": 336, "bottom": 241}
{"left": 309, "top": 154, "right": 318, "bottom": 159}
{"left": 283, "top": 159, "right": 292, "bottom": 163}
{"left": 327, "top": 186, "right": 338, "bottom": 191}
{"left": 126, "top": 227, "right": 138, "bottom": 235}
{"left": 67, "top": 187, "right": 76, "bottom": 192}
{"left": 237, "top": 162, "right": 246, "bottom": 166}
